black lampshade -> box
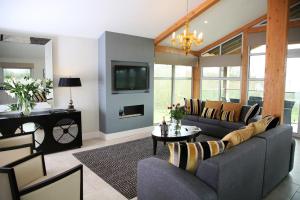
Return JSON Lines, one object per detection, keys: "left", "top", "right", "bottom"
{"left": 58, "top": 78, "right": 82, "bottom": 87}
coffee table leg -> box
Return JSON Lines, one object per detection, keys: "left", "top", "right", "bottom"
{"left": 153, "top": 138, "right": 157, "bottom": 155}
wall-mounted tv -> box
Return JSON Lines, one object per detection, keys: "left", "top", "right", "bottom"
{"left": 113, "top": 64, "right": 149, "bottom": 91}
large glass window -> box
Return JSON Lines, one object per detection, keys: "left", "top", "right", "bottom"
{"left": 154, "top": 64, "right": 192, "bottom": 123}
{"left": 284, "top": 43, "right": 300, "bottom": 133}
{"left": 201, "top": 66, "right": 241, "bottom": 102}
{"left": 174, "top": 65, "right": 192, "bottom": 105}
{"left": 248, "top": 45, "right": 266, "bottom": 101}
{"left": 154, "top": 64, "right": 172, "bottom": 123}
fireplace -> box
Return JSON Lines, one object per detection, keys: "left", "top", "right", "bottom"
{"left": 119, "top": 105, "right": 144, "bottom": 118}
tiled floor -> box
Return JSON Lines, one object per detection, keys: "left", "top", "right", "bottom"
{"left": 44, "top": 130, "right": 300, "bottom": 200}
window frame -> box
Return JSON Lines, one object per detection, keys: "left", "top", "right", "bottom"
{"left": 247, "top": 46, "right": 266, "bottom": 100}
{"left": 153, "top": 64, "right": 193, "bottom": 123}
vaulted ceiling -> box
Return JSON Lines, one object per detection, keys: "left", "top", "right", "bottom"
{"left": 159, "top": 0, "right": 267, "bottom": 51}
{"left": 0, "top": 0, "right": 203, "bottom": 39}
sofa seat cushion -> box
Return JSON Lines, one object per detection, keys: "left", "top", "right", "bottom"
{"left": 198, "top": 117, "right": 221, "bottom": 126}
{"left": 184, "top": 115, "right": 200, "bottom": 122}
{"left": 219, "top": 121, "right": 245, "bottom": 130}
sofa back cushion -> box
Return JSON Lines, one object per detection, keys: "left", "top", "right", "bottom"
{"left": 221, "top": 102, "right": 242, "bottom": 122}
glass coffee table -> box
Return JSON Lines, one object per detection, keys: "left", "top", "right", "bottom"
{"left": 151, "top": 125, "right": 202, "bottom": 155}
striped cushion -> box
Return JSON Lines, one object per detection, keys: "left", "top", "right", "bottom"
{"left": 249, "top": 115, "right": 280, "bottom": 135}
{"left": 201, "top": 107, "right": 215, "bottom": 119}
{"left": 168, "top": 141, "right": 227, "bottom": 174}
{"left": 33, "top": 92, "right": 47, "bottom": 102}
{"left": 219, "top": 110, "right": 235, "bottom": 122}
{"left": 184, "top": 98, "right": 201, "bottom": 115}
{"left": 244, "top": 103, "right": 260, "bottom": 124}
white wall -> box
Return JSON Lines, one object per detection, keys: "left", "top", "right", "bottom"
{"left": 52, "top": 36, "right": 99, "bottom": 133}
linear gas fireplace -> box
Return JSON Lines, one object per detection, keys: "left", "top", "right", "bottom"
{"left": 119, "top": 105, "right": 144, "bottom": 119}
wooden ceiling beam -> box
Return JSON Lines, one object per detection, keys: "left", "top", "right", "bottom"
{"left": 155, "top": 45, "right": 199, "bottom": 57}
{"left": 154, "top": 0, "right": 220, "bottom": 45}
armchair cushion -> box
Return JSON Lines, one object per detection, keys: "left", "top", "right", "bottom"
{"left": 19, "top": 165, "right": 83, "bottom": 200}
{"left": 0, "top": 144, "right": 33, "bottom": 166}
{"left": 0, "top": 133, "right": 34, "bottom": 149}
{"left": 5, "top": 153, "right": 46, "bottom": 190}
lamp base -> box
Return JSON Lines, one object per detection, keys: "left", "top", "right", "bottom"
{"left": 67, "top": 99, "right": 75, "bottom": 111}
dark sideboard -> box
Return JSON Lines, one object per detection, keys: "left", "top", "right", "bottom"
{"left": 0, "top": 110, "right": 82, "bottom": 154}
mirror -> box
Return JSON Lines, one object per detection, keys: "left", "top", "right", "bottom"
{"left": 0, "top": 34, "right": 53, "bottom": 112}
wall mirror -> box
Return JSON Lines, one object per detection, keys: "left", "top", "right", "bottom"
{"left": 0, "top": 34, "right": 53, "bottom": 112}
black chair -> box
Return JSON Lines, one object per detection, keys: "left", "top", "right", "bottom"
{"left": 0, "top": 152, "right": 83, "bottom": 200}
{"left": 230, "top": 98, "right": 240, "bottom": 103}
{"left": 283, "top": 100, "right": 295, "bottom": 125}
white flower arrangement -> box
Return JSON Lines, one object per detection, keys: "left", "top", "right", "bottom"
{"left": 2, "top": 76, "right": 53, "bottom": 114}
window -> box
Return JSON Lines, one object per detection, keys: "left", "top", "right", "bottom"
{"left": 154, "top": 64, "right": 172, "bottom": 123}
{"left": 154, "top": 64, "right": 192, "bottom": 123}
{"left": 248, "top": 45, "right": 266, "bottom": 100}
{"left": 2, "top": 68, "right": 32, "bottom": 82}
{"left": 201, "top": 66, "right": 241, "bottom": 102}
{"left": 284, "top": 43, "right": 300, "bottom": 133}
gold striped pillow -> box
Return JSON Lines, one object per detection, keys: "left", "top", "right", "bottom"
{"left": 201, "top": 107, "right": 215, "bottom": 119}
{"left": 168, "top": 141, "right": 228, "bottom": 174}
{"left": 184, "top": 98, "right": 201, "bottom": 115}
{"left": 220, "top": 110, "right": 235, "bottom": 122}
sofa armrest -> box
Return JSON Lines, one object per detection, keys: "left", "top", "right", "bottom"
{"left": 290, "top": 139, "right": 296, "bottom": 172}
{"left": 19, "top": 165, "right": 83, "bottom": 200}
{"left": 5, "top": 152, "right": 46, "bottom": 190}
{"left": 137, "top": 157, "right": 217, "bottom": 200}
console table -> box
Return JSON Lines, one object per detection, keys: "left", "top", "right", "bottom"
{"left": 0, "top": 109, "right": 82, "bottom": 154}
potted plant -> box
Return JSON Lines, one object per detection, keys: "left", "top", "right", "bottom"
{"left": 168, "top": 103, "right": 185, "bottom": 132}
{"left": 2, "top": 77, "right": 53, "bottom": 116}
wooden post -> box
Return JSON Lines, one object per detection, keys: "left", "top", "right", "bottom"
{"left": 240, "top": 31, "right": 249, "bottom": 105}
{"left": 263, "top": 0, "right": 289, "bottom": 120}
{"left": 192, "top": 60, "right": 200, "bottom": 99}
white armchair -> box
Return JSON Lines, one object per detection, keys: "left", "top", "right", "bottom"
{"left": 0, "top": 133, "right": 34, "bottom": 166}
{"left": 0, "top": 152, "right": 83, "bottom": 200}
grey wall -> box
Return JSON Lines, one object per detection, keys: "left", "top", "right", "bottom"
{"left": 98, "top": 31, "right": 154, "bottom": 134}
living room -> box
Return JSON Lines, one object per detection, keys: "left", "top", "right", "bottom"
{"left": 0, "top": 0, "right": 299, "bottom": 199}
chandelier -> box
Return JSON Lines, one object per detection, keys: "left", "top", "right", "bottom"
{"left": 171, "top": 0, "right": 204, "bottom": 55}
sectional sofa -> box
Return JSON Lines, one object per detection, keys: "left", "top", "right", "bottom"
{"left": 182, "top": 104, "right": 260, "bottom": 138}
{"left": 137, "top": 125, "right": 295, "bottom": 200}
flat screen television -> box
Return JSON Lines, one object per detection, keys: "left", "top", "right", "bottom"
{"left": 113, "top": 65, "right": 149, "bottom": 91}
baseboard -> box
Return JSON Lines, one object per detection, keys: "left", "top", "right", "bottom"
{"left": 82, "top": 131, "right": 103, "bottom": 141}
{"left": 102, "top": 126, "right": 153, "bottom": 140}
{"left": 82, "top": 126, "right": 153, "bottom": 141}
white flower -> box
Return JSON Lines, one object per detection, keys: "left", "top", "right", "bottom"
{"left": 29, "top": 91, "right": 33, "bottom": 96}
{"left": 6, "top": 91, "right": 16, "bottom": 98}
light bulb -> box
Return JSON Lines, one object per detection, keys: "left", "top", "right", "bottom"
{"left": 198, "top": 32, "right": 203, "bottom": 39}
{"left": 172, "top": 32, "right": 176, "bottom": 39}
{"left": 193, "top": 30, "right": 197, "bottom": 37}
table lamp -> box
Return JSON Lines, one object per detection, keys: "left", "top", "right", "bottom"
{"left": 58, "top": 77, "right": 81, "bottom": 111}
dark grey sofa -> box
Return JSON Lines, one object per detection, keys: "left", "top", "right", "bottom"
{"left": 182, "top": 105, "right": 256, "bottom": 138}
{"left": 137, "top": 125, "right": 295, "bottom": 200}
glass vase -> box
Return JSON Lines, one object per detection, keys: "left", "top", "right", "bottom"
{"left": 175, "top": 119, "right": 181, "bottom": 133}
{"left": 19, "top": 98, "right": 32, "bottom": 116}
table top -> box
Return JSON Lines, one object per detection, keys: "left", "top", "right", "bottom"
{"left": 152, "top": 124, "right": 201, "bottom": 139}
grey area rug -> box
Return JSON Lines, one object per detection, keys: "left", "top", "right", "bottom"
{"left": 73, "top": 135, "right": 215, "bottom": 199}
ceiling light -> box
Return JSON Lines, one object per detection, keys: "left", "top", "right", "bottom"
{"left": 204, "top": 20, "right": 208, "bottom": 24}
